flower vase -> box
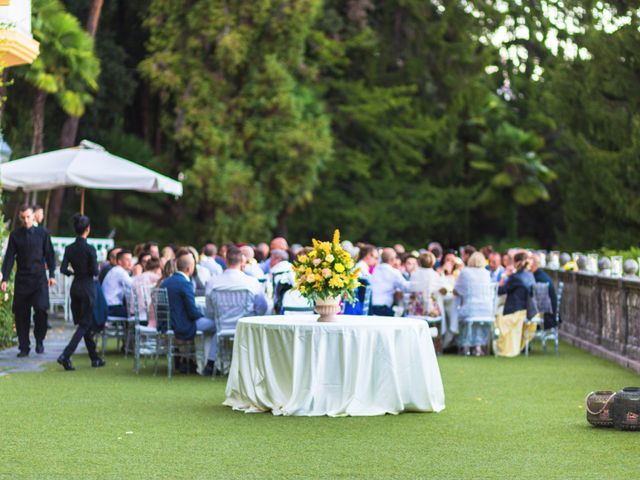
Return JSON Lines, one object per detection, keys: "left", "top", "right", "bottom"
{"left": 315, "top": 296, "right": 341, "bottom": 322}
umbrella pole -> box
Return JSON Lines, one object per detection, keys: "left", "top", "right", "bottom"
{"left": 80, "top": 188, "right": 85, "bottom": 215}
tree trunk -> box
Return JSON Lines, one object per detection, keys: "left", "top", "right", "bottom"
{"left": 276, "top": 209, "right": 288, "bottom": 238}
{"left": 31, "top": 89, "right": 47, "bottom": 155}
{"left": 48, "top": 0, "right": 104, "bottom": 232}
{"left": 86, "top": 0, "right": 104, "bottom": 36}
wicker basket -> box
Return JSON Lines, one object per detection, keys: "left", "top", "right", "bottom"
{"left": 585, "top": 391, "right": 616, "bottom": 427}
{"left": 613, "top": 387, "right": 640, "bottom": 431}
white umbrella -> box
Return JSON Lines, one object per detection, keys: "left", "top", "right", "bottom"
{"left": 0, "top": 140, "right": 182, "bottom": 213}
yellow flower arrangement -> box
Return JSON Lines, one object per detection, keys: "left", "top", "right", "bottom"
{"left": 293, "top": 229, "right": 360, "bottom": 302}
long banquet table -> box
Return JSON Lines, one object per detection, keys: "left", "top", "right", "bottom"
{"left": 223, "top": 315, "right": 445, "bottom": 417}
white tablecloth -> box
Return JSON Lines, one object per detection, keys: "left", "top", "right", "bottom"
{"left": 223, "top": 315, "right": 445, "bottom": 417}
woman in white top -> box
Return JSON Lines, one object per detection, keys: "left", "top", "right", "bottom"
{"left": 454, "top": 252, "right": 494, "bottom": 356}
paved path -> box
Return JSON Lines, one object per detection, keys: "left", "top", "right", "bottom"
{"left": 0, "top": 318, "right": 82, "bottom": 376}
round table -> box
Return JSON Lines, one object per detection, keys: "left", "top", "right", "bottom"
{"left": 223, "top": 315, "right": 445, "bottom": 417}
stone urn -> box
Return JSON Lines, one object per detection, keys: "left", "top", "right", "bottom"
{"left": 315, "top": 296, "right": 341, "bottom": 322}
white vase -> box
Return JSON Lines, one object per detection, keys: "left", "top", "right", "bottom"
{"left": 315, "top": 296, "right": 341, "bottom": 322}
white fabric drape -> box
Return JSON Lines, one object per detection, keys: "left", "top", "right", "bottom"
{"left": 224, "top": 315, "right": 445, "bottom": 417}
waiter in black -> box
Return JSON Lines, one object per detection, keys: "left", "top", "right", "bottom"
{"left": 1, "top": 205, "right": 56, "bottom": 357}
{"left": 57, "top": 213, "right": 105, "bottom": 371}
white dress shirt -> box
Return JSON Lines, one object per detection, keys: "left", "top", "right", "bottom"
{"left": 102, "top": 265, "right": 133, "bottom": 306}
{"left": 244, "top": 260, "right": 266, "bottom": 280}
{"left": 200, "top": 256, "right": 223, "bottom": 277}
{"left": 370, "top": 263, "right": 410, "bottom": 307}
{"left": 205, "top": 268, "right": 269, "bottom": 317}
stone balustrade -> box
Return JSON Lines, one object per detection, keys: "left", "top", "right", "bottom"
{"left": 544, "top": 269, "right": 640, "bottom": 373}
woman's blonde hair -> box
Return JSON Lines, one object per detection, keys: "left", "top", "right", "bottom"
{"left": 467, "top": 252, "right": 486, "bottom": 268}
{"left": 418, "top": 251, "right": 436, "bottom": 268}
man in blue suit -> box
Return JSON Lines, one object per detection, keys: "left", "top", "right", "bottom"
{"left": 160, "top": 253, "right": 215, "bottom": 373}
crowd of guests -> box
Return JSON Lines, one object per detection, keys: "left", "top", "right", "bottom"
{"left": 96, "top": 236, "right": 558, "bottom": 373}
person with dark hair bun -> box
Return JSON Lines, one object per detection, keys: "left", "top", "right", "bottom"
{"left": 57, "top": 214, "right": 105, "bottom": 370}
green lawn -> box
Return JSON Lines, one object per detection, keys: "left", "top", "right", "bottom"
{"left": 0, "top": 343, "right": 637, "bottom": 479}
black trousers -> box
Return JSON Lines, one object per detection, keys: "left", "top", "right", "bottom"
{"left": 370, "top": 305, "right": 395, "bottom": 317}
{"left": 13, "top": 276, "right": 49, "bottom": 353}
{"left": 62, "top": 286, "right": 99, "bottom": 361}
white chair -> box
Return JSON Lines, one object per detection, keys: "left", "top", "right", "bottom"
{"left": 403, "top": 291, "right": 444, "bottom": 352}
{"left": 143, "top": 288, "right": 204, "bottom": 378}
{"left": 207, "top": 288, "right": 255, "bottom": 375}
{"left": 458, "top": 282, "right": 499, "bottom": 354}
{"left": 100, "top": 286, "right": 130, "bottom": 357}
{"left": 48, "top": 269, "right": 71, "bottom": 321}
{"left": 281, "top": 289, "right": 315, "bottom": 315}
{"left": 534, "top": 281, "right": 564, "bottom": 354}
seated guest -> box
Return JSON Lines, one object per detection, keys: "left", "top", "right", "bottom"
{"left": 200, "top": 243, "right": 223, "bottom": 277}
{"left": 144, "top": 241, "right": 160, "bottom": 259}
{"left": 99, "top": 247, "right": 121, "bottom": 284}
{"left": 480, "top": 245, "right": 494, "bottom": 260}
{"left": 131, "top": 257, "right": 162, "bottom": 321}
{"left": 176, "top": 247, "right": 211, "bottom": 296}
{"left": 132, "top": 252, "right": 151, "bottom": 277}
{"left": 206, "top": 247, "right": 269, "bottom": 314}
{"left": 428, "top": 242, "right": 443, "bottom": 270}
{"left": 269, "top": 249, "right": 295, "bottom": 312}
{"left": 354, "top": 244, "right": 378, "bottom": 280}
{"left": 102, "top": 249, "right": 133, "bottom": 317}
{"left": 499, "top": 252, "right": 535, "bottom": 316}
{"left": 160, "top": 253, "right": 216, "bottom": 374}
{"left": 132, "top": 257, "right": 162, "bottom": 291}
{"left": 160, "top": 258, "right": 176, "bottom": 284}
{"left": 410, "top": 252, "right": 446, "bottom": 299}
{"left": 401, "top": 254, "right": 419, "bottom": 280}
{"left": 502, "top": 251, "right": 514, "bottom": 274}
{"left": 455, "top": 252, "right": 494, "bottom": 356}
{"left": 462, "top": 245, "right": 477, "bottom": 265}
{"left": 205, "top": 247, "right": 269, "bottom": 375}
{"left": 269, "top": 249, "right": 295, "bottom": 287}
{"left": 240, "top": 245, "right": 265, "bottom": 280}
{"left": 370, "top": 248, "right": 410, "bottom": 316}
{"left": 487, "top": 252, "right": 505, "bottom": 283}
{"left": 255, "top": 242, "right": 269, "bottom": 263}
{"left": 160, "top": 246, "right": 175, "bottom": 269}
{"left": 260, "top": 237, "right": 288, "bottom": 274}
{"left": 530, "top": 253, "right": 558, "bottom": 329}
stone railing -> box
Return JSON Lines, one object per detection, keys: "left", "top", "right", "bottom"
{"left": 545, "top": 269, "right": 640, "bottom": 373}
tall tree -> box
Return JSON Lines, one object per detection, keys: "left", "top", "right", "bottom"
{"left": 47, "top": 0, "right": 103, "bottom": 232}
{"left": 140, "top": 0, "right": 332, "bottom": 243}
{"left": 288, "top": 0, "right": 503, "bottom": 246}
{"left": 17, "top": 0, "right": 99, "bottom": 156}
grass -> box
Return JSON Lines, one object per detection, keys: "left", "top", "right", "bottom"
{"left": 0, "top": 343, "right": 638, "bottom": 479}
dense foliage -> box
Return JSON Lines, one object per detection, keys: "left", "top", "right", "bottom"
{"left": 2, "top": 1, "right": 640, "bottom": 251}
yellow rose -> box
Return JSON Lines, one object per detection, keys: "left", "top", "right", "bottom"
{"left": 326, "top": 254, "right": 335, "bottom": 262}
{"left": 334, "top": 263, "right": 345, "bottom": 273}
{"left": 298, "top": 255, "right": 308, "bottom": 263}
